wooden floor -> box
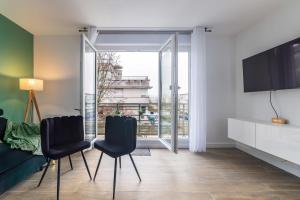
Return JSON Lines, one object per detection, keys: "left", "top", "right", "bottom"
{"left": 1, "top": 149, "right": 300, "bottom": 200}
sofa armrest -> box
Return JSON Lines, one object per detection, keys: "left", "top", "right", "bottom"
{"left": 0, "top": 117, "right": 7, "bottom": 142}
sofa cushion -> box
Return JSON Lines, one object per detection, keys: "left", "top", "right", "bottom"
{"left": 0, "top": 143, "right": 35, "bottom": 176}
{"left": 0, "top": 142, "right": 46, "bottom": 195}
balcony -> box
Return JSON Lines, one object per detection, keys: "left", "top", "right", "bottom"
{"left": 97, "top": 103, "right": 188, "bottom": 138}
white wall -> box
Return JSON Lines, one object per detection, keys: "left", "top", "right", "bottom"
{"left": 34, "top": 36, "right": 81, "bottom": 119}
{"left": 235, "top": 0, "right": 300, "bottom": 125}
{"left": 206, "top": 34, "right": 236, "bottom": 147}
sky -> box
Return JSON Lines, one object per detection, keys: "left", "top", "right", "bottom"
{"left": 116, "top": 52, "right": 189, "bottom": 97}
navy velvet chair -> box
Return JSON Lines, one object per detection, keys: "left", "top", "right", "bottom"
{"left": 93, "top": 116, "right": 141, "bottom": 199}
{"left": 38, "top": 116, "right": 92, "bottom": 200}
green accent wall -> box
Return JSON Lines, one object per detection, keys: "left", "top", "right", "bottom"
{"left": 0, "top": 14, "right": 33, "bottom": 122}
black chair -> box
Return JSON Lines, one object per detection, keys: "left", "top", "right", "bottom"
{"left": 93, "top": 116, "right": 141, "bottom": 199}
{"left": 38, "top": 116, "right": 92, "bottom": 200}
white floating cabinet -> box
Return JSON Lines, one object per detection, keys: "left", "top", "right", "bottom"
{"left": 228, "top": 118, "right": 256, "bottom": 147}
{"left": 228, "top": 118, "right": 300, "bottom": 165}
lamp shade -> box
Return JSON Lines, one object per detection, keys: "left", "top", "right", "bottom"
{"left": 19, "top": 78, "right": 43, "bottom": 91}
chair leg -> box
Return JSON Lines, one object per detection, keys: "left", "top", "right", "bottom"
{"left": 68, "top": 155, "right": 73, "bottom": 170}
{"left": 129, "top": 154, "right": 141, "bottom": 182}
{"left": 113, "top": 158, "right": 117, "bottom": 199}
{"left": 81, "top": 150, "right": 92, "bottom": 180}
{"left": 93, "top": 152, "right": 103, "bottom": 181}
{"left": 37, "top": 160, "right": 51, "bottom": 187}
{"left": 119, "top": 157, "right": 121, "bottom": 169}
{"left": 57, "top": 159, "right": 61, "bottom": 200}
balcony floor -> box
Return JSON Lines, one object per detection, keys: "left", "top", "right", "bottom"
{"left": 1, "top": 149, "right": 300, "bottom": 200}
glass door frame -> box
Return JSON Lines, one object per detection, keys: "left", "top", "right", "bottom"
{"left": 158, "top": 34, "right": 178, "bottom": 153}
{"left": 80, "top": 33, "right": 98, "bottom": 141}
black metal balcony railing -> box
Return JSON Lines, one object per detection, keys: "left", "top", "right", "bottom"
{"left": 97, "top": 103, "right": 188, "bottom": 137}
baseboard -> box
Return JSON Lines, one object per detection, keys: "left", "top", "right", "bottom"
{"left": 236, "top": 142, "right": 300, "bottom": 178}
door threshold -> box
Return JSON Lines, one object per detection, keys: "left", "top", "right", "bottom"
{"left": 137, "top": 138, "right": 188, "bottom": 149}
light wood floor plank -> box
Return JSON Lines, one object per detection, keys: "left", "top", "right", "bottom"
{"left": 1, "top": 149, "right": 300, "bottom": 200}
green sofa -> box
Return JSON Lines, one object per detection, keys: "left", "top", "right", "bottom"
{"left": 0, "top": 115, "right": 46, "bottom": 195}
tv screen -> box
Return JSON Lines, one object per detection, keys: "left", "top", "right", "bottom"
{"left": 243, "top": 37, "right": 300, "bottom": 92}
{"left": 243, "top": 50, "right": 272, "bottom": 92}
{"left": 271, "top": 38, "right": 300, "bottom": 90}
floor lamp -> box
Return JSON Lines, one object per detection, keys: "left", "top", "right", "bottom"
{"left": 19, "top": 78, "right": 43, "bottom": 122}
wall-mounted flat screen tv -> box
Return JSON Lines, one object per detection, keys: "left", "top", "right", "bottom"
{"left": 243, "top": 37, "right": 300, "bottom": 92}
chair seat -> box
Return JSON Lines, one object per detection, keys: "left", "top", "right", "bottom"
{"left": 48, "top": 141, "right": 90, "bottom": 159}
{"left": 94, "top": 140, "right": 129, "bottom": 158}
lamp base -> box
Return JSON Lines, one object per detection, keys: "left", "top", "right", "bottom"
{"left": 272, "top": 117, "right": 288, "bottom": 125}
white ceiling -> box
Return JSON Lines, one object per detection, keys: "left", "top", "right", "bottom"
{"left": 0, "top": 0, "right": 287, "bottom": 36}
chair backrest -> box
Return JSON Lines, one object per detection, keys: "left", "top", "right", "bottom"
{"left": 105, "top": 116, "right": 137, "bottom": 152}
{"left": 40, "top": 116, "right": 84, "bottom": 156}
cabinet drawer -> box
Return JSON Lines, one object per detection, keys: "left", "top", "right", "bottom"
{"left": 256, "top": 123, "right": 300, "bottom": 165}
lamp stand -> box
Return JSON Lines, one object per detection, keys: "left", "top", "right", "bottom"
{"left": 24, "top": 90, "right": 42, "bottom": 122}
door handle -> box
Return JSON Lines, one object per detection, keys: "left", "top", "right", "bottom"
{"left": 169, "top": 85, "right": 181, "bottom": 90}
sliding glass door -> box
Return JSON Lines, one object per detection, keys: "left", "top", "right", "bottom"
{"left": 81, "top": 34, "right": 97, "bottom": 141}
{"left": 158, "top": 34, "right": 178, "bottom": 152}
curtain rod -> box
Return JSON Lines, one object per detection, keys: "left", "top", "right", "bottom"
{"left": 97, "top": 29, "right": 193, "bottom": 35}
{"left": 79, "top": 26, "right": 212, "bottom": 34}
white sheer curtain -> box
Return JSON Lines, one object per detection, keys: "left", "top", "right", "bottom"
{"left": 189, "top": 26, "right": 207, "bottom": 152}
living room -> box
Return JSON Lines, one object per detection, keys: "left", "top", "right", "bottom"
{"left": 1, "top": 0, "right": 300, "bottom": 199}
